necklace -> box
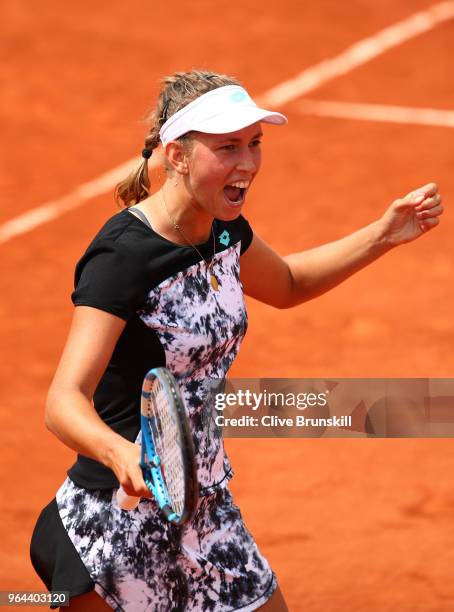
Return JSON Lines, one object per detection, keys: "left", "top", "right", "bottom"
{"left": 161, "top": 188, "right": 219, "bottom": 291}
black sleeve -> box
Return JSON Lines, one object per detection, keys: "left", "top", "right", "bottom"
{"left": 237, "top": 214, "right": 254, "bottom": 254}
{"left": 71, "top": 240, "right": 150, "bottom": 321}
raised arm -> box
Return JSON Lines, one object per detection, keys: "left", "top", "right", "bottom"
{"left": 45, "top": 305, "right": 151, "bottom": 499}
{"left": 240, "top": 183, "right": 443, "bottom": 309}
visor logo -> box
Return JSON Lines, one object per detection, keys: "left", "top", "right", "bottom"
{"left": 219, "top": 230, "right": 230, "bottom": 246}
{"left": 230, "top": 91, "right": 248, "bottom": 103}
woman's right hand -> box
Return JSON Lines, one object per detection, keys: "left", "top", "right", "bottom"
{"left": 107, "top": 437, "right": 152, "bottom": 499}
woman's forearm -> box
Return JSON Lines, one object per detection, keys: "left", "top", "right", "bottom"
{"left": 284, "top": 220, "right": 392, "bottom": 306}
{"left": 283, "top": 183, "right": 442, "bottom": 307}
{"left": 45, "top": 388, "right": 130, "bottom": 470}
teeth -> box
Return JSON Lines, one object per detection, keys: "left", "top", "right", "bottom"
{"left": 228, "top": 181, "right": 250, "bottom": 189}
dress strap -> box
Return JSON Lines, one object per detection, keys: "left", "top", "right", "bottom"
{"left": 128, "top": 207, "right": 152, "bottom": 229}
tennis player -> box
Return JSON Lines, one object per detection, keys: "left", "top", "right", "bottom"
{"left": 30, "top": 70, "right": 443, "bottom": 611}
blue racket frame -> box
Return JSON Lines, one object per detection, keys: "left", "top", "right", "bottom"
{"left": 139, "top": 368, "right": 198, "bottom": 524}
{"left": 140, "top": 411, "right": 178, "bottom": 522}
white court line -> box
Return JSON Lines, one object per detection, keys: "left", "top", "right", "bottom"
{"left": 262, "top": 1, "right": 454, "bottom": 106}
{"left": 1, "top": 0, "right": 454, "bottom": 245}
{"left": 298, "top": 100, "right": 454, "bottom": 128}
{"left": 0, "top": 156, "right": 151, "bottom": 244}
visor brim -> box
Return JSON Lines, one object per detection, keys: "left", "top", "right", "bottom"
{"left": 190, "top": 107, "right": 288, "bottom": 135}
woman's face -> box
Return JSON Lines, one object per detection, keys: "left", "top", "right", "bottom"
{"left": 184, "top": 122, "right": 263, "bottom": 221}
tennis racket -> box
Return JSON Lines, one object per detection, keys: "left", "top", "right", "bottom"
{"left": 116, "top": 367, "right": 198, "bottom": 524}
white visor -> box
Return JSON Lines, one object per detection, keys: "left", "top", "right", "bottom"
{"left": 159, "top": 85, "right": 287, "bottom": 145}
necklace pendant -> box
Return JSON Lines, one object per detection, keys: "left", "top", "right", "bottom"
{"left": 210, "top": 274, "right": 219, "bottom": 291}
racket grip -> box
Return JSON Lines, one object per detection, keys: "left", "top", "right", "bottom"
{"left": 116, "top": 487, "right": 140, "bottom": 511}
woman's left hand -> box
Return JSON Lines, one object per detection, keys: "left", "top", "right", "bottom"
{"left": 379, "top": 182, "right": 443, "bottom": 247}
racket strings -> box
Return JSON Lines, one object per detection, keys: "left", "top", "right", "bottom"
{"left": 148, "top": 380, "right": 186, "bottom": 515}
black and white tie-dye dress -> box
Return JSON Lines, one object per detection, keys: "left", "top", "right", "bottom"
{"left": 30, "top": 208, "right": 277, "bottom": 611}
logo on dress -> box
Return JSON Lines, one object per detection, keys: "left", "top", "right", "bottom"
{"left": 218, "top": 230, "right": 230, "bottom": 246}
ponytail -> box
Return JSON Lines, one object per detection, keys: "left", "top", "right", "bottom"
{"left": 115, "top": 133, "right": 160, "bottom": 208}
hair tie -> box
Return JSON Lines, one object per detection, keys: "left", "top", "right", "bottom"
{"left": 142, "top": 148, "right": 152, "bottom": 159}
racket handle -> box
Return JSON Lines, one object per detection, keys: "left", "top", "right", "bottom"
{"left": 116, "top": 487, "right": 140, "bottom": 511}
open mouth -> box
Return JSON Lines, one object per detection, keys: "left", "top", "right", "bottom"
{"left": 223, "top": 181, "right": 250, "bottom": 206}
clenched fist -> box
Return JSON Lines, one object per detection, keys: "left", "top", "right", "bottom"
{"left": 379, "top": 183, "right": 443, "bottom": 247}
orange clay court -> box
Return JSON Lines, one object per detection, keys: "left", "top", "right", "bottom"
{"left": 1, "top": 1, "right": 454, "bottom": 610}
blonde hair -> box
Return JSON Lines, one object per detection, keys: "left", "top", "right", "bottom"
{"left": 115, "top": 70, "right": 241, "bottom": 208}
